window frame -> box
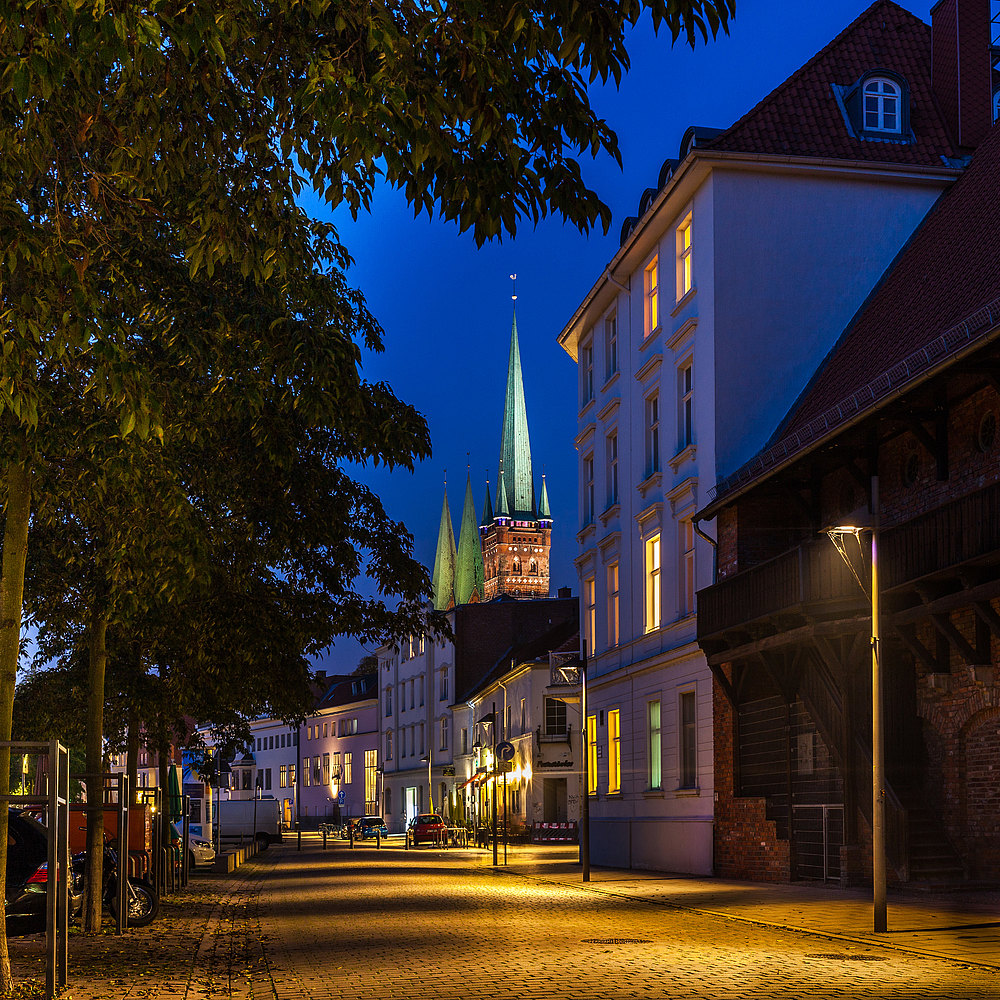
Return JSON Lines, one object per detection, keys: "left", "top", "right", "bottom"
{"left": 679, "top": 689, "right": 698, "bottom": 789}
{"left": 607, "top": 560, "right": 619, "bottom": 649}
{"left": 604, "top": 312, "right": 618, "bottom": 380}
{"left": 645, "top": 392, "right": 660, "bottom": 477}
{"left": 608, "top": 708, "right": 621, "bottom": 794}
{"left": 675, "top": 212, "right": 692, "bottom": 301}
{"left": 648, "top": 699, "right": 662, "bottom": 790}
{"left": 606, "top": 431, "right": 619, "bottom": 508}
{"left": 645, "top": 532, "right": 662, "bottom": 633}
{"left": 643, "top": 256, "right": 659, "bottom": 337}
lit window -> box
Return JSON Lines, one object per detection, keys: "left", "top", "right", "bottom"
{"left": 645, "top": 533, "right": 661, "bottom": 633}
{"left": 288, "top": 763, "right": 295, "bottom": 785}
{"left": 676, "top": 214, "right": 692, "bottom": 299}
{"left": 279, "top": 765, "right": 287, "bottom": 788}
{"left": 582, "top": 340, "right": 594, "bottom": 404}
{"left": 604, "top": 313, "right": 618, "bottom": 379}
{"left": 645, "top": 393, "right": 660, "bottom": 476}
{"left": 583, "top": 575, "right": 596, "bottom": 656}
{"left": 322, "top": 753, "right": 330, "bottom": 786}
{"left": 364, "top": 750, "right": 378, "bottom": 814}
{"left": 678, "top": 361, "right": 693, "bottom": 449}
{"left": 679, "top": 520, "right": 696, "bottom": 617}
{"left": 644, "top": 257, "right": 659, "bottom": 337}
{"left": 606, "top": 432, "right": 618, "bottom": 507}
{"left": 680, "top": 691, "right": 697, "bottom": 788}
{"left": 648, "top": 700, "right": 662, "bottom": 790}
{"left": 303, "top": 757, "right": 311, "bottom": 786}
{"left": 608, "top": 709, "right": 621, "bottom": 794}
{"left": 863, "top": 77, "right": 901, "bottom": 133}
{"left": 607, "top": 562, "right": 619, "bottom": 648}
{"left": 587, "top": 715, "right": 598, "bottom": 794}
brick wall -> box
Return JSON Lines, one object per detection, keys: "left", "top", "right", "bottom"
{"left": 713, "top": 664, "right": 790, "bottom": 881}
{"left": 919, "top": 658, "right": 1000, "bottom": 879}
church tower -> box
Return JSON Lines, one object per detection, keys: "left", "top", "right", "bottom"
{"left": 480, "top": 299, "right": 552, "bottom": 599}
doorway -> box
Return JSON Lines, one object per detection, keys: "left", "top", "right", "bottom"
{"left": 543, "top": 778, "right": 567, "bottom": 822}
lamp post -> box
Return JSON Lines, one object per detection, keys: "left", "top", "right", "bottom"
{"left": 826, "top": 474, "right": 886, "bottom": 934}
{"left": 556, "top": 646, "right": 590, "bottom": 882}
{"left": 473, "top": 710, "right": 497, "bottom": 864}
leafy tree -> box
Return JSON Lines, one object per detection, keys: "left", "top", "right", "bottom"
{"left": 0, "top": 0, "right": 733, "bottom": 982}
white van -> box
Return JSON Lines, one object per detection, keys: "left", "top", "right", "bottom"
{"left": 213, "top": 797, "right": 283, "bottom": 848}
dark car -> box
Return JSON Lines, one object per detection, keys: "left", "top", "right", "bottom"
{"left": 356, "top": 816, "right": 388, "bottom": 840}
{"left": 407, "top": 813, "right": 447, "bottom": 846}
{"left": 6, "top": 809, "right": 83, "bottom": 934}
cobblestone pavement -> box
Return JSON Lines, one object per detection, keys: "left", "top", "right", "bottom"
{"left": 5, "top": 840, "right": 999, "bottom": 999}
{"left": 262, "top": 842, "right": 1000, "bottom": 1000}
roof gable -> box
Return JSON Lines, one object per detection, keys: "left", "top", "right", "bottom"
{"left": 706, "top": 1, "right": 955, "bottom": 166}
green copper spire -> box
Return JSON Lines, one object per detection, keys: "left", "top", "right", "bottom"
{"left": 539, "top": 473, "right": 551, "bottom": 521}
{"left": 481, "top": 477, "right": 494, "bottom": 528}
{"left": 496, "top": 463, "right": 510, "bottom": 518}
{"left": 431, "top": 484, "right": 456, "bottom": 610}
{"left": 499, "top": 306, "right": 536, "bottom": 520}
{"left": 455, "top": 473, "right": 485, "bottom": 604}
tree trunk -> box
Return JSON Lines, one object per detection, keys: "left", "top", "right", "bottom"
{"left": 83, "top": 607, "right": 108, "bottom": 933}
{"left": 0, "top": 462, "right": 32, "bottom": 990}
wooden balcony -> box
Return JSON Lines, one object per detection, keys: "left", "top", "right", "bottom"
{"left": 698, "top": 482, "right": 1000, "bottom": 647}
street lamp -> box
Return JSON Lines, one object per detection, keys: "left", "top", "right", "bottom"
{"left": 474, "top": 711, "right": 497, "bottom": 865}
{"left": 555, "top": 646, "right": 590, "bottom": 883}
{"left": 825, "top": 474, "right": 886, "bottom": 933}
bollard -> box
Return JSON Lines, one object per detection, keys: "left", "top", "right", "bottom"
{"left": 405, "top": 831, "right": 409, "bottom": 851}
{"left": 349, "top": 825, "right": 354, "bottom": 850}
{"left": 322, "top": 827, "right": 327, "bottom": 850}
{"left": 376, "top": 830, "right": 381, "bottom": 851}
{"left": 296, "top": 822, "right": 301, "bottom": 851}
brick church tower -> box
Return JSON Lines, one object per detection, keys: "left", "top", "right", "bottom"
{"left": 480, "top": 304, "right": 552, "bottom": 599}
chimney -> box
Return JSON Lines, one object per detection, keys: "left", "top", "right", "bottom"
{"left": 932, "top": 0, "right": 993, "bottom": 150}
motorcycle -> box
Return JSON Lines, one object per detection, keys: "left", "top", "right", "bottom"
{"left": 72, "top": 843, "right": 159, "bottom": 928}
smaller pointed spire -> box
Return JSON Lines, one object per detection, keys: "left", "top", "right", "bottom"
{"left": 539, "top": 473, "right": 551, "bottom": 520}
{"left": 455, "top": 473, "right": 486, "bottom": 604}
{"left": 496, "top": 462, "right": 510, "bottom": 518}
{"left": 431, "top": 479, "right": 457, "bottom": 610}
{"left": 481, "top": 474, "right": 494, "bottom": 528}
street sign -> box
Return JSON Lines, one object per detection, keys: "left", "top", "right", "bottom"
{"left": 442, "top": 766, "right": 455, "bottom": 776}
{"left": 496, "top": 761, "right": 514, "bottom": 774}
{"left": 338, "top": 790, "right": 346, "bottom": 805}
{"left": 495, "top": 740, "right": 515, "bottom": 762}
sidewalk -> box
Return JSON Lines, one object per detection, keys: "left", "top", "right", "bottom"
{"left": 481, "top": 843, "right": 1000, "bottom": 971}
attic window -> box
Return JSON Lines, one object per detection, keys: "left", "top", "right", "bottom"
{"left": 863, "top": 77, "right": 901, "bottom": 133}
{"left": 836, "top": 70, "right": 911, "bottom": 143}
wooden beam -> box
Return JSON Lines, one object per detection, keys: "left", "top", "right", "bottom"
{"left": 709, "top": 662, "right": 737, "bottom": 708}
{"left": 892, "top": 622, "right": 943, "bottom": 673}
{"left": 973, "top": 600, "right": 1000, "bottom": 643}
{"left": 706, "top": 615, "right": 870, "bottom": 666}
{"left": 931, "top": 612, "right": 980, "bottom": 665}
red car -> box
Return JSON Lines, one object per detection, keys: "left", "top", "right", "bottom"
{"left": 407, "top": 813, "right": 447, "bottom": 847}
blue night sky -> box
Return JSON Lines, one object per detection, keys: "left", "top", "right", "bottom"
{"left": 310, "top": 0, "right": 936, "bottom": 675}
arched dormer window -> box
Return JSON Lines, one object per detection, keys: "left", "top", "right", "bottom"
{"left": 529, "top": 559, "right": 538, "bottom": 576}
{"left": 840, "top": 70, "right": 910, "bottom": 141}
{"left": 863, "top": 76, "right": 901, "bottom": 133}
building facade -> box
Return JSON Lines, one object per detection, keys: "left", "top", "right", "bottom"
{"left": 697, "top": 117, "right": 1000, "bottom": 884}
{"left": 557, "top": 0, "right": 981, "bottom": 874}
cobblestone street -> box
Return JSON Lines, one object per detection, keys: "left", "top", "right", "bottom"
{"left": 8, "top": 840, "right": 999, "bottom": 998}
{"left": 261, "top": 843, "right": 998, "bottom": 1000}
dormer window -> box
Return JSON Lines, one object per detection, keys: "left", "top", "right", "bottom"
{"left": 863, "top": 77, "right": 901, "bottom": 133}
{"left": 836, "top": 70, "right": 911, "bottom": 142}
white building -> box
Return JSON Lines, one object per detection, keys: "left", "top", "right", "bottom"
{"left": 379, "top": 630, "right": 456, "bottom": 832}
{"left": 557, "top": 0, "right": 964, "bottom": 873}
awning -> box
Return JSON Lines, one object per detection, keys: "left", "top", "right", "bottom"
{"left": 458, "top": 773, "right": 485, "bottom": 789}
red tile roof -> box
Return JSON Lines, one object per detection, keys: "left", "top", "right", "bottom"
{"left": 705, "top": 1, "right": 956, "bottom": 165}
{"left": 706, "top": 119, "right": 1000, "bottom": 510}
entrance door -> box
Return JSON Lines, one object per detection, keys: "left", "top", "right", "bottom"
{"left": 543, "top": 778, "right": 567, "bottom": 822}
{"left": 404, "top": 786, "right": 418, "bottom": 826}
{"left": 793, "top": 804, "right": 844, "bottom": 881}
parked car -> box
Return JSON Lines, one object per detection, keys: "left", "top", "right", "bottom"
{"left": 5, "top": 809, "right": 83, "bottom": 935}
{"left": 170, "top": 823, "right": 216, "bottom": 869}
{"left": 340, "top": 817, "right": 363, "bottom": 839}
{"left": 407, "top": 813, "right": 447, "bottom": 847}
{"left": 355, "top": 816, "right": 388, "bottom": 840}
